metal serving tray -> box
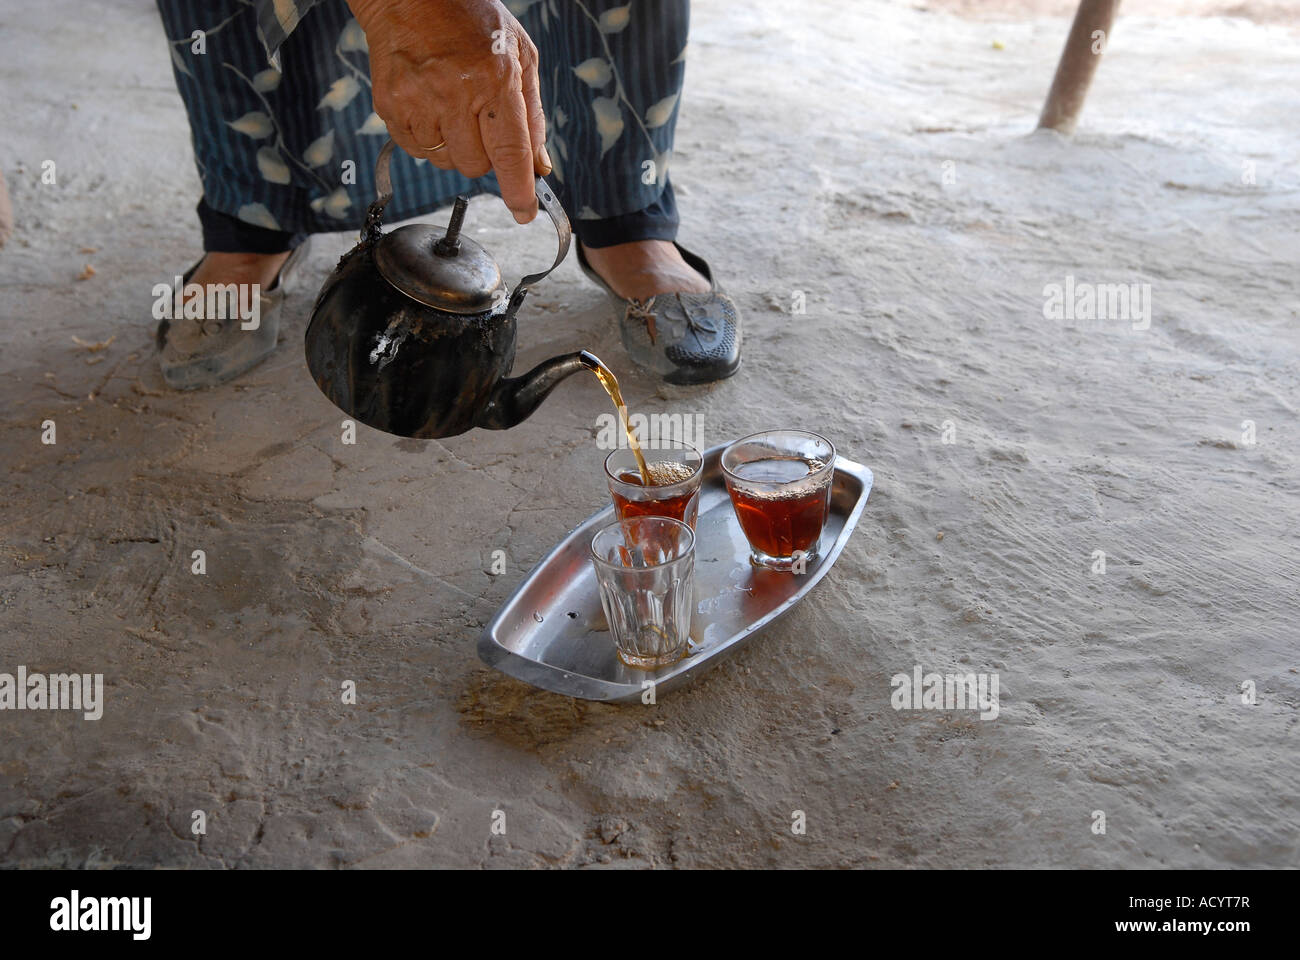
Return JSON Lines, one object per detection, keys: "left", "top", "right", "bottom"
{"left": 477, "top": 445, "right": 873, "bottom": 702}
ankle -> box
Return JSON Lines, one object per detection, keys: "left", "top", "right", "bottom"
{"left": 193, "top": 250, "right": 291, "bottom": 290}
{"left": 580, "top": 240, "right": 710, "bottom": 299}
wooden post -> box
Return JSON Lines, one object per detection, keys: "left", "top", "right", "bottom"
{"left": 1037, "top": 0, "right": 1121, "bottom": 135}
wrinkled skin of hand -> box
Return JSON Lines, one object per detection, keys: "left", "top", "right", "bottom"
{"left": 347, "top": 0, "right": 551, "bottom": 222}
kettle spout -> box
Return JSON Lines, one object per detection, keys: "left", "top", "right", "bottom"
{"left": 477, "top": 350, "right": 600, "bottom": 431}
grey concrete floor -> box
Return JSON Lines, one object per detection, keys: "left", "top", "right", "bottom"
{"left": 1, "top": 0, "right": 1297, "bottom": 868}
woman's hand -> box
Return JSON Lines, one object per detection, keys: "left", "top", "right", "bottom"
{"left": 347, "top": 0, "right": 551, "bottom": 223}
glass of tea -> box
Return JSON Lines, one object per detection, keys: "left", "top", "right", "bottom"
{"left": 722, "top": 430, "right": 836, "bottom": 570}
{"left": 604, "top": 440, "right": 704, "bottom": 529}
{"left": 590, "top": 516, "right": 695, "bottom": 670}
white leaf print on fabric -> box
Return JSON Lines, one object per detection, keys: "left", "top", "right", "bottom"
{"left": 318, "top": 76, "right": 360, "bottom": 111}
{"left": 672, "top": 43, "right": 689, "bottom": 64}
{"left": 272, "top": 0, "right": 302, "bottom": 36}
{"left": 652, "top": 148, "right": 672, "bottom": 185}
{"left": 357, "top": 113, "right": 389, "bottom": 135}
{"left": 310, "top": 188, "right": 352, "bottom": 219}
{"left": 546, "top": 133, "right": 566, "bottom": 182}
{"left": 252, "top": 68, "right": 282, "bottom": 92}
{"left": 227, "top": 112, "right": 274, "bottom": 139}
{"left": 503, "top": 0, "right": 539, "bottom": 16}
{"left": 577, "top": 205, "right": 602, "bottom": 220}
{"left": 554, "top": 106, "right": 568, "bottom": 129}
{"left": 644, "top": 93, "right": 679, "bottom": 129}
{"left": 237, "top": 203, "right": 280, "bottom": 230}
{"left": 598, "top": 4, "right": 632, "bottom": 34}
{"left": 339, "top": 19, "right": 368, "bottom": 52}
{"left": 170, "top": 46, "right": 192, "bottom": 78}
{"left": 304, "top": 130, "right": 335, "bottom": 168}
{"left": 591, "top": 97, "right": 624, "bottom": 157}
{"left": 256, "top": 147, "right": 292, "bottom": 184}
{"left": 572, "top": 58, "right": 613, "bottom": 89}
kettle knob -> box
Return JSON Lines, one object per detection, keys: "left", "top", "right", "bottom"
{"left": 366, "top": 139, "right": 571, "bottom": 318}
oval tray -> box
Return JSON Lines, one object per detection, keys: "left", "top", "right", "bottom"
{"left": 477, "top": 444, "right": 873, "bottom": 701}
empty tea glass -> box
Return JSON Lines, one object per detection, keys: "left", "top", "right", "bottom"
{"left": 604, "top": 440, "right": 704, "bottom": 529}
{"left": 722, "top": 430, "right": 836, "bottom": 570}
{"left": 590, "top": 516, "right": 695, "bottom": 669}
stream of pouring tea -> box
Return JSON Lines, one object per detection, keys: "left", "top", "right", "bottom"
{"left": 588, "top": 359, "right": 651, "bottom": 484}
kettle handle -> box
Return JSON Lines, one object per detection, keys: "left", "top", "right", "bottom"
{"left": 374, "top": 138, "right": 399, "bottom": 207}
{"left": 370, "top": 139, "right": 571, "bottom": 317}
{"left": 504, "top": 177, "right": 571, "bottom": 319}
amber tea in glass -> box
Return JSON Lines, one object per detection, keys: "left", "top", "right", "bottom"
{"left": 605, "top": 440, "right": 703, "bottom": 529}
{"left": 722, "top": 430, "right": 835, "bottom": 570}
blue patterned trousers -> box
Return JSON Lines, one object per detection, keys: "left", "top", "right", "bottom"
{"left": 156, "top": 0, "right": 689, "bottom": 251}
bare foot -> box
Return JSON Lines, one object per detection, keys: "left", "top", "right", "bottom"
{"left": 163, "top": 250, "right": 292, "bottom": 363}
{"left": 581, "top": 240, "right": 710, "bottom": 300}
{"left": 187, "top": 250, "right": 292, "bottom": 293}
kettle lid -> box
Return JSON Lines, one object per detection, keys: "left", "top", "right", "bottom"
{"left": 374, "top": 196, "right": 503, "bottom": 315}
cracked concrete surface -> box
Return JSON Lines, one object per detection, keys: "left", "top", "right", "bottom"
{"left": 1, "top": 0, "right": 1298, "bottom": 868}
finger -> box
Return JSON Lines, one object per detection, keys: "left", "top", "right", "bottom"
{"left": 408, "top": 119, "right": 456, "bottom": 171}
{"left": 425, "top": 143, "right": 455, "bottom": 171}
{"left": 520, "top": 46, "right": 550, "bottom": 175}
{"left": 441, "top": 113, "right": 494, "bottom": 182}
{"left": 478, "top": 86, "right": 538, "bottom": 223}
{"left": 371, "top": 74, "right": 431, "bottom": 168}
{"left": 390, "top": 129, "right": 454, "bottom": 172}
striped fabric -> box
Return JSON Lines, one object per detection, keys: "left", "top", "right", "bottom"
{"left": 157, "top": 0, "right": 689, "bottom": 236}
{"left": 256, "top": 0, "right": 316, "bottom": 69}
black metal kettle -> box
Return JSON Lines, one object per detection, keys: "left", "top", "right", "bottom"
{"left": 304, "top": 139, "right": 596, "bottom": 439}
